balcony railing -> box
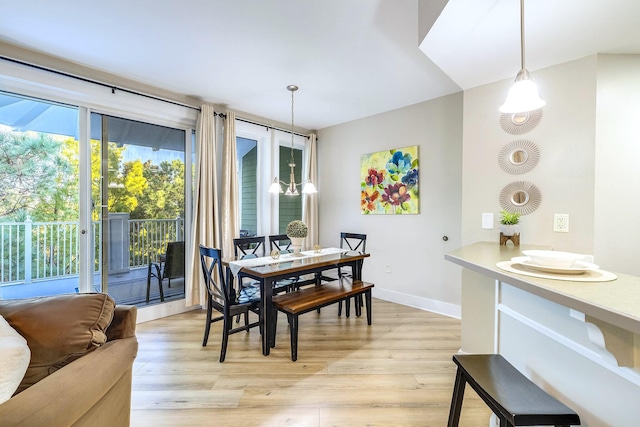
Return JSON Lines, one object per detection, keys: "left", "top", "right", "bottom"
{"left": 0, "top": 217, "right": 184, "bottom": 285}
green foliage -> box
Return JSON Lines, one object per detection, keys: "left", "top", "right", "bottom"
{"left": 109, "top": 159, "right": 147, "bottom": 213}
{"left": 1, "top": 129, "right": 185, "bottom": 223}
{"left": 286, "top": 220, "right": 308, "bottom": 238}
{"left": 0, "top": 129, "right": 77, "bottom": 220}
{"left": 499, "top": 210, "right": 520, "bottom": 225}
{"left": 131, "top": 159, "right": 185, "bottom": 220}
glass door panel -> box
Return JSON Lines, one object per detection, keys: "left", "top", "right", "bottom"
{"left": 278, "top": 145, "right": 303, "bottom": 233}
{"left": 91, "top": 113, "right": 186, "bottom": 306}
{"left": 237, "top": 136, "right": 258, "bottom": 236}
{"left": 0, "top": 92, "right": 81, "bottom": 299}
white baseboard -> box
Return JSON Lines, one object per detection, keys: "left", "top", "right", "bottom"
{"left": 136, "top": 298, "right": 201, "bottom": 323}
{"left": 135, "top": 290, "right": 461, "bottom": 324}
{"left": 372, "top": 288, "right": 461, "bottom": 319}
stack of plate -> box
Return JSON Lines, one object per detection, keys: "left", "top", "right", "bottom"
{"left": 511, "top": 250, "right": 598, "bottom": 275}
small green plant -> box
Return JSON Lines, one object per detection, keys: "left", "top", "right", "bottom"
{"left": 286, "top": 220, "right": 308, "bottom": 238}
{"left": 499, "top": 210, "right": 520, "bottom": 225}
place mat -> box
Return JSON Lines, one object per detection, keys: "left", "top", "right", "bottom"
{"left": 496, "top": 261, "right": 617, "bottom": 282}
{"left": 228, "top": 247, "right": 348, "bottom": 277}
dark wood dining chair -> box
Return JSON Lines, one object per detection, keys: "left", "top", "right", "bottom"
{"left": 146, "top": 241, "right": 185, "bottom": 303}
{"left": 199, "top": 245, "right": 261, "bottom": 362}
{"left": 268, "top": 234, "right": 315, "bottom": 290}
{"left": 233, "top": 235, "right": 266, "bottom": 293}
{"left": 268, "top": 234, "right": 292, "bottom": 253}
{"left": 233, "top": 236, "right": 292, "bottom": 294}
{"left": 233, "top": 235, "right": 265, "bottom": 258}
{"left": 337, "top": 232, "right": 367, "bottom": 276}
{"left": 336, "top": 233, "right": 367, "bottom": 317}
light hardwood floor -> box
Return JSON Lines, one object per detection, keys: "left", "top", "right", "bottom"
{"left": 131, "top": 298, "right": 491, "bottom": 426}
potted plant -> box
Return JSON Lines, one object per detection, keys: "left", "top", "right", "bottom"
{"left": 286, "top": 220, "right": 308, "bottom": 255}
{"left": 499, "top": 210, "right": 520, "bottom": 236}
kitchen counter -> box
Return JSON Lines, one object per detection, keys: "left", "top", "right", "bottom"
{"left": 446, "top": 241, "right": 640, "bottom": 426}
{"left": 445, "top": 241, "right": 640, "bottom": 335}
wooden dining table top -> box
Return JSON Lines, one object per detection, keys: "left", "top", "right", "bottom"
{"left": 223, "top": 249, "right": 370, "bottom": 278}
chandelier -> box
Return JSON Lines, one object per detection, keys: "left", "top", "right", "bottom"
{"left": 269, "top": 85, "right": 317, "bottom": 196}
{"left": 499, "top": 0, "right": 545, "bottom": 113}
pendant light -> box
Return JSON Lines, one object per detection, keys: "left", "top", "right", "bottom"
{"left": 499, "top": 0, "right": 545, "bottom": 113}
{"left": 269, "top": 85, "right": 317, "bottom": 196}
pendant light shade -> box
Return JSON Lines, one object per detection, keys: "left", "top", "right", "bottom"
{"left": 499, "top": 0, "right": 545, "bottom": 114}
{"left": 269, "top": 85, "right": 317, "bottom": 196}
{"left": 269, "top": 177, "right": 284, "bottom": 193}
{"left": 499, "top": 69, "right": 545, "bottom": 113}
{"left": 302, "top": 180, "right": 317, "bottom": 194}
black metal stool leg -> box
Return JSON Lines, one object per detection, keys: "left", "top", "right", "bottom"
{"left": 447, "top": 368, "right": 466, "bottom": 427}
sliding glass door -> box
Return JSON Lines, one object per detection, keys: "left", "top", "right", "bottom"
{"left": 0, "top": 91, "right": 188, "bottom": 305}
{"left": 91, "top": 113, "right": 186, "bottom": 305}
{"left": 0, "top": 92, "right": 82, "bottom": 299}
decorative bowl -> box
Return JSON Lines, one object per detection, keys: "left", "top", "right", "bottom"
{"left": 521, "top": 250, "right": 587, "bottom": 268}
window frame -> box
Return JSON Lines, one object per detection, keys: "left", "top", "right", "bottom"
{"left": 0, "top": 58, "right": 197, "bottom": 321}
{"left": 235, "top": 120, "right": 308, "bottom": 236}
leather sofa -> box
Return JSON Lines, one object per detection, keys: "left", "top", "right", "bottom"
{"left": 0, "top": 294, "right": 138, "bottom": 426}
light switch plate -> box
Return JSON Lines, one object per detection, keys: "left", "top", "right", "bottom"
{"left": 482, "top": 213, "right": 494, "bottom": 229}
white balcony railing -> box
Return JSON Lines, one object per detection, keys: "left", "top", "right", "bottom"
{"left": 0, "top": 217, "right": 183, "bottom": 285}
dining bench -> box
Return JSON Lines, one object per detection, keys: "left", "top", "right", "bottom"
{"left": 272, "top": 278, "right": 374, "bottom": 361}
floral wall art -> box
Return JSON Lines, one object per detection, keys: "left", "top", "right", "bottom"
{"left": 360, "top": 145, "right": 419, "bottom": 214}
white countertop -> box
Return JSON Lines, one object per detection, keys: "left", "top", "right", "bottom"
{"left": 445, "top": 242, "right": 640, "bottom": 335}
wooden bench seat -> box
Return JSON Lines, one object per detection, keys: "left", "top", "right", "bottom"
{"left": 448, "top": 354, "right": 580, "bottom": 427}
{"left": 272, "top": 278, "right": 374, "bottom": 361}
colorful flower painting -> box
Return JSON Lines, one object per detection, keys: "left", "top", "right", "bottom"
{"left": 360, "top": 145, "right": 419, "bottom": 214}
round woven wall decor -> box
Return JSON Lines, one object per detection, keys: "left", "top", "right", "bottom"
{"left": 500, "top": 109, "right": 543, "bottom": 135}
{"left": 498, "top": 140, "right": 540, "bottom": 175}
{"left": 499, "top": 181, "right": 542, "bottom": 215}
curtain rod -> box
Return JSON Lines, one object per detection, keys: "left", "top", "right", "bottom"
{"left": 1, "top": 55, "right": 201, "bottom": 112}
{"left": 235, "top": 116, "right": 310, "bottom": 139}
{"left": 2, "top": 55, "right": 312, "bottom": 135}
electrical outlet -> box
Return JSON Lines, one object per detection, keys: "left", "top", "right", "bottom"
{"left": 553, "top": 214, "right": 569, "bottom": 232}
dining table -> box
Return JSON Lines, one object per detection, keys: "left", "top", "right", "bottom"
{"left": 223, "top": 247, "right": 370, "bottom": 356}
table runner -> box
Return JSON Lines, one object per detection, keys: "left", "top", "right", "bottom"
{"left": 228, "top": 247, "right": 348, "bottom": 277}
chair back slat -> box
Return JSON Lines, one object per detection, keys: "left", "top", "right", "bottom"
{"left": 340, "top": 232, "right": 367, "bottom": 253}
{"left": 268, "top": 234, "right": 292, "bottom": 253}
{"left": 233, "top": 236, "right": 266, "bottom": 258}
{"left": 199, "top": 245, "right": 233, "bottom": 309}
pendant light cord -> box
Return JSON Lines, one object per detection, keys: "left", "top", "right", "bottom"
{"left": 520, "top": 0, "right": 525, "bottom": 70}
{"left": 290, "top": 86, "right": 295, "bottom": 164}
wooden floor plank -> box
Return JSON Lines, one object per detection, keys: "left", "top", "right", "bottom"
{"left": 131, "top": 299, "right": 492, "bottom": 426}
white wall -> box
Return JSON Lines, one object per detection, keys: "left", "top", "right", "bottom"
{"left": 318, "top": 53, "right": 639, "bottom": 316}
{"left": 462, "top": 56, "right": 598, "bottom": 255}
{"left": 317, "top": 92, "right": 463, "bottom": 317}
{"left": 594, "top": 54, "right": 640, "bottom": 276}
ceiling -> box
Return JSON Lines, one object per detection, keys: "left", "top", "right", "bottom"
{"left": 0, "top": 0, "right": 639, "bottom": 130}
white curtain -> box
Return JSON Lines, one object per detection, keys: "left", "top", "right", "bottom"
{"left": 187, "top": 104, "right": 220, "bottom": 307}
{"left": 302, "top": 133, "right": 318, "bottom": 248}
{"left": 220, "top": 111, "right": 239, "bottom": 258}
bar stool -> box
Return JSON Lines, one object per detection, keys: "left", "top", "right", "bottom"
{"left": 447, "top": 354, "right": 580, "bottom": 427}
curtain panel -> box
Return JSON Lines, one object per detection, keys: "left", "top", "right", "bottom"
{"left": 220, "top": 111, "right": 239, "bottom": 258}
{"left": 302, "top": 133, "right": 318, "bottom": 248}
{"left": 187, "top": 104, "right": 220, "bottom": 307}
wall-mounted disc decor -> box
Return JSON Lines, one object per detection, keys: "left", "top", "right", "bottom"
{"left": 500, "top": 108, "right": 543, "bottom": 135}
{"left": 498, "top": 140, "right": 540, "bottom": 175}
{"left": 499, "top": 181, "right": 542, "bottom": 215}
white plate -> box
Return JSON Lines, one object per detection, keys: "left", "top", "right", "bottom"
{"left": 511, "top": 256, "right": 599, "bottom": 275}
{"left": 521, "top": 249, "right": 588, "bottom": 267}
